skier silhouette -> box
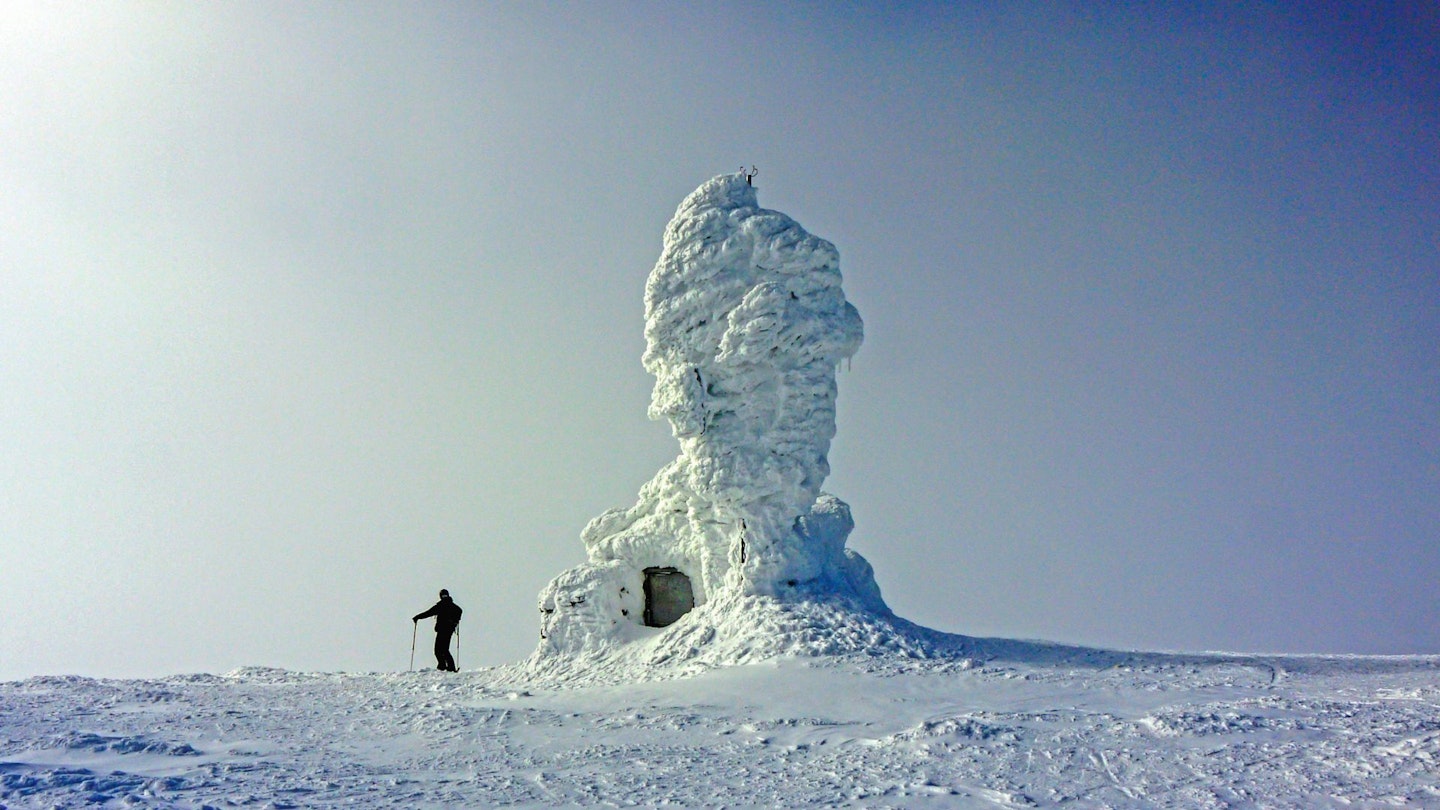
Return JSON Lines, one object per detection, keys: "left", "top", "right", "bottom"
{"left": 412, "top": 589, "right": 463, "bottom": 671}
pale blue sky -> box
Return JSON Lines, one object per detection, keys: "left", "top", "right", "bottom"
{"left": 2, "top": 2, "right": 1436, "bottom": 679}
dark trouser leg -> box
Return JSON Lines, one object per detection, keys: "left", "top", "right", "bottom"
{"left": 435, "top": 629, "right": 456, "bottom": 671}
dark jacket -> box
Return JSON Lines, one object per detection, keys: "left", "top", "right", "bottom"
{"left": 414, "top": 596, "right": 462, "bottom": 633}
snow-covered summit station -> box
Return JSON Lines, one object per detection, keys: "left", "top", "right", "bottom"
{"left": 533, "top": 174, "right": 900, "bottom": 671}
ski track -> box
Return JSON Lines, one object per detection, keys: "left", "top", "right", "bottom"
{"left": 2, "top": 651, "right": 1438, "bottom": 809}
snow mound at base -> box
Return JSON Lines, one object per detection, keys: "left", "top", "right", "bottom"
{"left": 520, "top": 593, "right": 972, "bottom": 686}
{"left": 518, "top": 586, "right": 1440, "bottom": 686}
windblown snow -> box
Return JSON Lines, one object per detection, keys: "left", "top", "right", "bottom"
{"left": 3, "top": 648, "right": 1439, "bottom": 807}
{"left": 4, "top": 175, "right": 1438, "bottom": 808}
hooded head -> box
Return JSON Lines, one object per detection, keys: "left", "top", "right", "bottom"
{"left": 439, "top": 589, "right": 450, "bottom": 599}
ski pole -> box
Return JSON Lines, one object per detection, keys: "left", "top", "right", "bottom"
{"left": 409, "top": 621, "right": 417, "bottom": 672}
{"left": 455, "top": 625, "right": 461, "bottom": 671}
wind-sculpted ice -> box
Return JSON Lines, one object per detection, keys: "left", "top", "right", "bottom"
{"left": 536, "top": 174, "right": 886, "bottom": 658}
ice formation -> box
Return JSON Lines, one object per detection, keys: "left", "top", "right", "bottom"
{"left": 535, "top": 173, "right": 888, "bottom": 660}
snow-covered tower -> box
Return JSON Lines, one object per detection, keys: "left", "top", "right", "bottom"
{"left": 535, "top": 174, "right": 887, "bottom": 657}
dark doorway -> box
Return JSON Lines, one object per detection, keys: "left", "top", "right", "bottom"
{"left": 642, "top": 567, "right": 694, "bottom": 627}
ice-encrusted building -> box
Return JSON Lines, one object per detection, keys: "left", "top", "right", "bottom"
{"left": 534, "top": 173, "right": 890, "bottom": 661}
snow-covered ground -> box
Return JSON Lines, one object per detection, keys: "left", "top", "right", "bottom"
{"left": 4, "top": 638, "right": 1438, "bottom": 808}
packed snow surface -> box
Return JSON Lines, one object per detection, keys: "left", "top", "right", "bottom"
{"left": 3, "top": 641, "right": 1439, "bottom": 808}
{"left": 536, "top": 173, "right": 882, "bottom": 664}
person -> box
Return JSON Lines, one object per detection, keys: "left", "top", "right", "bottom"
{"left": 412, "top": 589, "right": 463, "bottom": 671}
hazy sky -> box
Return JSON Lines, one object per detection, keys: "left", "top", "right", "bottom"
{"left": 2, "top": 3, "right": 1436, "bottom": 680}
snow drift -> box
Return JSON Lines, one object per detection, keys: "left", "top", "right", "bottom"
{"left": 7, "top": 652, "right": 1440, "bottom": 807}
{"left": 534, "top": 174, "right": 890, "bottom": 669}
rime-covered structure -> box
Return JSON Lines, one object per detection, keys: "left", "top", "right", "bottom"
{"left": 536, "top": 174, "right": 887, "bottom": 657}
